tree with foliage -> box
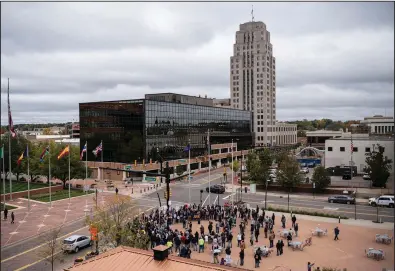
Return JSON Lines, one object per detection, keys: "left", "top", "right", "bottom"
{"left": 274, "top": 150, "right": 288, "bottom": 167}
{"left": 39, "top": 142, "right": 89, "bottom": 188}
{"left": 86, "top": 195, "right": 149, "bottom": 249}
{"left": 258, "top": 149, "right": 274, "bottom": 184}
{"left": 42, "top": 128, "right": 53, "bottom": 135}
{"left": 312, "top": 165, "right": 331, "bottom": 191}
{"left": 277, "top": 156, "right": 302, "bottom": 189}
{"left": 231, "top": 160, "right": 240, "bottom": 173}
{"left": 365, "top": 145, "right": 392, "bottom": 187}
{"left": 1, "top": 134, "right": 30, "bottom": 181}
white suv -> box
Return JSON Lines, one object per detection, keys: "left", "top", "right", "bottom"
{"left": 62, "top": 235, "right": 92, "bottom": 253}
{"left": 369, "top": 195, "right": 395, "bottom": 208}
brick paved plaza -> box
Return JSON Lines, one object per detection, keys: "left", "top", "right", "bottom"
{"left": 170, "top": 214, "right": 394, "bottom": 270}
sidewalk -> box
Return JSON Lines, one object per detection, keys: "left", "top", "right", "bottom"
{"left": 224, "top": 184, "right": 369, "bottom": 203}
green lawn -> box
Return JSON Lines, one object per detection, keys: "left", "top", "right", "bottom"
{"left": 1, "top": 203, "right": 17, "bottom": 211}
{"left": 24, "top": 189, "right": 94, "bottom": 202}
{"left": 0, "top": 181, "right": 48, "bottom": 195}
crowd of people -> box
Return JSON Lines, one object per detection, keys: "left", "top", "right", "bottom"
{"left": 132, "top": 202, "right": 341, "bottom": 271}
{"left": 135, "top": 202, "right": 305, "bottom": 268}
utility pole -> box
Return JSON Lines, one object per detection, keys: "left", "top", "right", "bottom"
{"left": 265, "top": 179, "right": 268, "bottom": 209}
{"left": 166, "top": 161, "right": 170, "bottom": 209}
{"left": 240, "top": 149, "right": 243, "bottom": 203}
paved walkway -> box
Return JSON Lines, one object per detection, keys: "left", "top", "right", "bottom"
{"left": 169, "top": 212, "right": 394, "bottom": 271}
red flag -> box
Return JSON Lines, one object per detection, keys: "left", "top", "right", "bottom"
{"left": 7, "top": 79, "right": 16, "bottom": 138}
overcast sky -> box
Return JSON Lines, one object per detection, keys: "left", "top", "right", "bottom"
{"left": 1, "top": 2, "right": 394, "bottom": 124}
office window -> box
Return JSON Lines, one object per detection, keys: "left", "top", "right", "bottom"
{"left": 365, "top": 147, "right": 371, "bottom": 152}
{"left": 340, "top": 147, "right": 345, "bottom": 152}
{"left": 327, "top": 147, "right": 333, "bottom": 152}
{"left": 352, "top": 147, "right": 358, "bottom": 152}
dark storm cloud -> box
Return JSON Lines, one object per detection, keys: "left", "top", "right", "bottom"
{"left": 1, "top": 2, "right": 393, "bottom": 123}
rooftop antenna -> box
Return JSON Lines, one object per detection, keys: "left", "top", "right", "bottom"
{"left": 251, "top": 5, "right": 254, "bottom": 22}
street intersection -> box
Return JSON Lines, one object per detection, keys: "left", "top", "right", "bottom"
{"left": 1, "top": 168, "right": 394, "bottom": 271}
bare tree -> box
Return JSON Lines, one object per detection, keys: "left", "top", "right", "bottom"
{"left": 38, "top": 225, "right": 64, "bottom": 271}
{"left": 86, "top": 195, "right": 135, "bottom": 248}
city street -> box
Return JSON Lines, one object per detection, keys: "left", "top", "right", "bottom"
{"left": 1, "top": 168, "right": 394, "bottom": 271}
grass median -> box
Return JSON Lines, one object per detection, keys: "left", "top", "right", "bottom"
{"left": 0, "top": 181, "right": 48, "bottom": 194}
{"left": 24, "top": 189, "right": 94, "bottom": 202}
{"left": 1, "top": 203, "right": 17, "bottom": 211}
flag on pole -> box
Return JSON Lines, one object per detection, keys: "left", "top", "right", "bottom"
{"left": 17, "top": 147, "right": 28, "bottom": 166}
{"left": 0, "top": 146, "right": 3, "bottom": 159}
{"left": 351, "top": 136, "right": 354, "bottom": 153}
{"left": 7, "top": 82, "right": 16, "bottom": 138}
{"left": 40, "top": 146, "right": 49, "bottom": 162}
{"left": 92, "top": 142, "right": 102, "bottom": 157}
{"left": 58, "top": 145, "right": 70, "bottom": 160}
{"left": 184, "top": 144, "right": 191, "bottom": 152}
{"left": 80, "top": 142, "right": 87, "bottom": 160}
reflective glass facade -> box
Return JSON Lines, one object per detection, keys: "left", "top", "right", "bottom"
{"left": 80, "top": 98, "right": 252, "bottom": 163}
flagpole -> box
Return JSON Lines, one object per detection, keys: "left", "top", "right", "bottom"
{"left": 231, "top": 139, "right": 234, "bottom": 208}
{"left": 101, "top": 140, "right": 103, "bottom": 182}
{"left": 7, "top": 78, "right": 13, "bottom": 201}
{"left": 85, "top": 141, "right": 88, "bottom": 207}
{"left": 188, "top": 138, "right": 191, "bottom": 206}
{"left": 2, "top": 144, "right": 6, "bottom": 207}
{"left": 68, "top": 145, "right": 71, "bottom": 203}
{"left": 49, "top": 145, "right": 52, "bottom": 207}
{"left": 27, "top": 144, "right": 30, "bottom": 211}
{"left": 208, "top": 129, "right": 211, "bottom": 206}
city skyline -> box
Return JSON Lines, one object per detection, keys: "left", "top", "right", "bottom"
{"left": 1, "top": 2, "right": 394, "bottom": 124}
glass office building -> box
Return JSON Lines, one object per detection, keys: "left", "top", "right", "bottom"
{"left": 80, "top": 94, "right": 252, "bottom": 163}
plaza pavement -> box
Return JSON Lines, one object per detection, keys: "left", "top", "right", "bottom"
{"left": 170, "top": 212, "right": 394, "bottom": 271}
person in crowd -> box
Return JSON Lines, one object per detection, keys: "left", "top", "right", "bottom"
{"left": 10, "top": 212, "right": 15, "bottom": 224}
{"left": 334, "top": 226, "right": 340, "bottom": 241}
{"left": 276, "top": 240, "right": 281, "bottom": 256}
{"left": 239, "top": 248, "right": 245, "bottom": 266}
{"left": 292, "top": 215, "right": 297, "bottom": 228}
{"left": 286, "top": 232, "right": 293, "bottom": 246}
{"left": 3, "top": 207, "right": 8, "bottom": 220}
{"left": 198, "top": 236, "right": 205, "bottom": 253}
{"left": 307, "top": 262, "right": 315, "bottom": 271}
{"left": 237, "top": 232, "right": 242, "bottom": 247}
{"left": 220, "top": 257, "right": 225, "bottom": 265}
{"left": 225, "top": 245, "right": 232, "bottom": 263}
{"left": 281, "top": 214, "right": 286, "bottom": 229}
{"left": 272, "top": 213, "right": 275, "bottom": 225}
{"left": 280, "top": 239, "right": 285, "bottom": 255}
{"left": 254, "top": 247, "right": 262, "bottom": 268}
{"left": 269, "top": 230, "right": 275, "bottom": 248}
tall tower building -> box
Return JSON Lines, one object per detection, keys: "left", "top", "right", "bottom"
{"left": 230, "top": 19, "right": 297, "bottom": 146}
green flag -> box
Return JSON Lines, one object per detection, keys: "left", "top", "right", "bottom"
{"left": 0, "top": 146, "right": 3, "bottom": 159}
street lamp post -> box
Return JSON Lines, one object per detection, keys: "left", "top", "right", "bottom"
{"left": 200, "top": 189, "right": 203, "bottom": 205}
{"left": 240, "top": 149, "right": 243, "bottom": 203}
{"left": 157, "top": 148, "right": 163, "bottom": 184}
{"left": 265, "top": 179, "right": 268, "bottom": 209}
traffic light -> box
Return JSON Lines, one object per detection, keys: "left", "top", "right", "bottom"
{"left": 164, "top": 189, "right": 172, "bottom": 199}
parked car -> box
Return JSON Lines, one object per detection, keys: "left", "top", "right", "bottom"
{"left": 362, "top": 174, "right": 371, "bottom": 180}
{"left": 342, "top": 174, "right": 352, "bottom": 180}
{"left": 206, "top": 185, "right": 225, "bottom": 194}
{"left": 328, "top": 195, "right": 355, "bottom": 205}
{"left": 62, "top": 235, "right": 92, "bottom": 253}
{"left": 369, "top": 195, "right": 394, "bottom": 208}
{"left": 300, "top": 167, "right": 309, "bottom": 174}
{"left": 307, "top": 163, "right": 315, "bottom": 168}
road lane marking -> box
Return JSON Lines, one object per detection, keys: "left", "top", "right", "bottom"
{"left": 14, "top": 249, "right": 64, "bottom": 271}
{"left": 324, "top": 207, "right": 339, "bottom": 211}
{"left": 223, "top": 194, "right": 235, "bottom": 200}
{"left": 1, "top": 225, "right": 88, "bottom": 263}
{"left": 213, "top": 195, "right": 218, "bottom": 205}
{"left": 202, "top": 195, "right": 209, "bottom": 206}
{"left": 1, "top": 204, "right": 150, "bottom": 264}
